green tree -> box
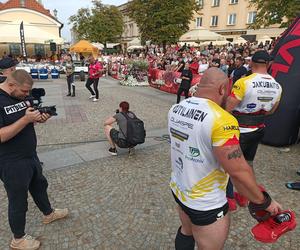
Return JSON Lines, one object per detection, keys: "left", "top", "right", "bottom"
{"left": 128, "top": 0, "right": 200, "bottom": 49}
{"left": 249, "top": 0, "right": 300, "bottom": 28}
{"left": 69, "top": 0, "right": 124, "bottom": 44}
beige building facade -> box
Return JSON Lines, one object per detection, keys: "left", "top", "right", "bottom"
{"left": 0, "top": 0, "right": 63, "bottom": 57}
{"left": 191, "top": 0, "right": 285, "bottom": 41}
{"left": 118, "top": 0, "right": 286, "bottom": 45}
{"left": 118, "top": 2, "right": 140, "bottom": 50}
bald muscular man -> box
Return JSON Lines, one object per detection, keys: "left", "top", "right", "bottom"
{"left": 168, "top": 68, "right": 282, "bottom": 250}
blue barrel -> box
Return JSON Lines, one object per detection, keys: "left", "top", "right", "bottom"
{"left": 51, "top": 68, "right": 59, "bottom": 79}
{"left": 30, "top": 68, "right": 39, "bottom": 79}
{"left": 39, "top": 68, "right": 48, "bottom": 80}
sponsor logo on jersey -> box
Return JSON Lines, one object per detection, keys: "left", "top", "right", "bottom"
{"left": 4, "top": 102, "right": 27, "bottom": 115}
{"left": 185, "top": 147, "right": 204, "bottom": 163}
{"left": 189, "top": 147, "right": 200, "bottom": 157}
{"left": 252, "top": 81, "right": 280, "bottom": 89}
{"left": 186, "top": 100, "right": 199, "bottom": 105}
{"left": 172, "top": 144, "right": 183, "bottom": 155}
{"left": 175, "top": 157, "right": 183, "bottom": 171}
{"left": 257, "top": 90, "right": 277, "bottom": 95}
{"left": 170, "top": 117, "right": 194, "bottom": 129}
{"left": 257, "top": 97, "right": 274, "bottom": 102}
{"left": 246, "top": 103, "right": 257, "bottom": 109}
{"left": 223, "top": 125, "right": 239, "bottom": 131}
{"left": 170, "top": 128, "right": 189, "bottom": 141}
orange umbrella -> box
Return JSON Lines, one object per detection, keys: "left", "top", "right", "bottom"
{"left": 70, "top": 40, "right": 99, "bottom": 57}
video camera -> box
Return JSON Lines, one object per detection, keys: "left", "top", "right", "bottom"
{"left": 26, "top": 88, "right": 57, "bottom": 116}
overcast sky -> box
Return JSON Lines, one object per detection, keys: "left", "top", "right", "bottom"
{"left": 42, "top": 0, "right": 128, "bottom": 42}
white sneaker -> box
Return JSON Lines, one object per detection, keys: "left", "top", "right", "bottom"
{"left": 89, "top": 95, "right": 96, "bottom": 99}
{"left": 92, "top": 98, "right": 99, "bottom": 102}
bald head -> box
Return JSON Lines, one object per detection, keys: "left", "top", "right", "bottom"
{"left": 196, "top": 68, "right": 228, "bottom": 92}
{"left": 194, "top": 68, "right": 229, "bottom": 107}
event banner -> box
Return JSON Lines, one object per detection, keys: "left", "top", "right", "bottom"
{"left": 148, "top": 68, "right": 201, "bottom": 95}
{"left": 263, "top": 16, "right": 300, "bottom": 146}
{"left": 20, "top": 21, "right": 27, "bottom": 60}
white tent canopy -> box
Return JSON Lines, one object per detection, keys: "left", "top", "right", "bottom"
{"left": 201, "top": 40, "right": 229, "bottom": 46}
{"left": 0, "top": 22, "right": 64, "bottom": 44}
{"left": 92, "top": 43, "right": 104, "bottom": 50}
{"left": 179, "top": 28, "right": 224, "bottom": 42}
{"left": 127, "top": 45, "right": 144, "bottom": 51}
{"left": 258, "top": 35, "right": 272, "bottom": 43}
{"left": 128, "top": 37, "right": 141, "bottom": 46}
{"left": 106, "top": 43, "right": 120, "bottom": 48}
{"left": 233, "top": 37, "right": 247, "bottom": 44}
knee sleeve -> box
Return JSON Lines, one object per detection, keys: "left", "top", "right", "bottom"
{"left": 175, "top": 226, "right": 195, "bottom": 250}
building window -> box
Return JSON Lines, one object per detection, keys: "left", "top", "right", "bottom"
{"left": 9, "top": 44, "right": 21, "bottom": 56}
{"left": 196, "top": 17, "right": 203, "bottom": 27}
{"left": 196, "top": 0, "right": 204, "bottom": 8}
{"left": 35, "top": 44, "right": 45, "bottom": 57}
{"left": 20, "top": 0, "right": 25, "bottom": 7}
{"left": 247, "top": 11, "right": 257, "bottom": 24}
{"left": 228, "top": 13, "right": 237, "bottom": 25}
{"left": 212, "top": 0, "right": 220, "bottom": 7}
{"left": 229, "top": 0, "right": 238, "bottom": 4}
{"left": 211, "top": 16, "right": 219, "bottom": 26}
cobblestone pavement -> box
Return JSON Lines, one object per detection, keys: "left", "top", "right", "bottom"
{"left": 34, "top": 76, "right": 174, "bottom": 146}
{"left": 0, "top": 77, "right": 300, "bottom": 249}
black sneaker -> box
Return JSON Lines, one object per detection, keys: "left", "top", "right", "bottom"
{"left": 109, "top": 147, "right": 117, "bottom": 156}
{"left": 66, "top": 93, "right": 71, "bottom": 96}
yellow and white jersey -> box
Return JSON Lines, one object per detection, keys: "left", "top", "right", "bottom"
{"left": 231, "top": 73, "right": 282, "bottom": 133}
{"left": 168, "top": 97, "right": 240, "bottom": 211}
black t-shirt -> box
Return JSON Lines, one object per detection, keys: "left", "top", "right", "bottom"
{"left": 212, "top": 58, "right": 221, "bottom": 68}
{"left": 180, "top": 69, "right": 193, "bottom": 90}
{"left": 0, "top": 89, "right": 37, "bottom": 162}
{"left": 233, "top": 65, "right": 248, "bottom": 84}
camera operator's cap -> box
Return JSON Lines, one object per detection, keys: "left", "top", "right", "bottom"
{"left": 252, "top": 50, "right": 273, "bottom": 64}
{"left": 0, "top": 57, "right": 19, "bottom": 69}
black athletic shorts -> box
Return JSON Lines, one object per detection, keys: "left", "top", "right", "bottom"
{"left": 240, "top": 128, "right": 265, "bottom": 162}
{"left": 172, "top": 191, "right": 229, "bottom": 226}
{"left": 110, "top": 128, "right": 131, "bottom": 148}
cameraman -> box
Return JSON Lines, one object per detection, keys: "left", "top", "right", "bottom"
{"left": 104, "top": 101, "right": 135, "bottom": 155}
{"left": 0, "top": 70, "right": 68, "bottom": 250}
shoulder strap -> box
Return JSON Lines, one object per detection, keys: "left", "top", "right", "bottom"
{"left": 119, "top": 112, "right": 128, "bottom": 139}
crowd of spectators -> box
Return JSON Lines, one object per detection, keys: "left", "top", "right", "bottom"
{"left": 146, "top": 40, "right": 275, "bottom": 83}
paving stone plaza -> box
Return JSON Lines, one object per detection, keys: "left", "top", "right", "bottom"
{"left": 0, "top": 76, "right": 300, "bottom": 249}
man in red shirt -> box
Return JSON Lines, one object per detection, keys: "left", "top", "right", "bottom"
{"left": 189, "top": 57, "right": 199, "bottom": 75}
{"left": 86, "top": 56, "right": 103, "bottom": 102}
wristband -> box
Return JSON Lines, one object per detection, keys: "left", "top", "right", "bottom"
{"left": 248, "top": 191, "right": 272, "bottom": 222}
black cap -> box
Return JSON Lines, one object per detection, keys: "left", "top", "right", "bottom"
{"left": 0, "top": 57, "right": 18, "bottom": 69}
{"left": 251, "top": 50, "right": 273, "bottom": 64}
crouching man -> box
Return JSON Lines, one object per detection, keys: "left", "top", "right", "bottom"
{"left": 104, "top": 101, "right": 138, "bottom": 156}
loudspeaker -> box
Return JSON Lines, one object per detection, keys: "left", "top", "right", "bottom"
{"left": 50, "top": 42, "right": 56, "bottom": 52}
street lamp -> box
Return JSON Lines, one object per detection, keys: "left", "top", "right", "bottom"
{"left": 53, "top": 9, "right": 58, "bottom": 18}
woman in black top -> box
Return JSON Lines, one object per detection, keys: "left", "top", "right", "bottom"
{"left": 176, "top": 63, "right": 193, "bottom": 103}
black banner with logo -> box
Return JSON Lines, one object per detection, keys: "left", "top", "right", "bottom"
{"left": 262, "top": 16, "right": 300, "bottom": 146}
{"left": 20, "top": 21, "right": 27, "bottom": 61}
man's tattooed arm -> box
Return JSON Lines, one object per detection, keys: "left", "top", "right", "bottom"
{"left": 227, "top": 148, "right": 243, "bottom": 160}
